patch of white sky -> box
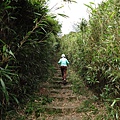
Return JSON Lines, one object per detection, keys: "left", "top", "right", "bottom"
{"left": 48, "top": 0, "right": 104, "bottom": 35}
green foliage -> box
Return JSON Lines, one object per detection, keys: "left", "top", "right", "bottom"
{"left": 59, "top": 0, "right": 120, "bottom": 119}
{"left": 5, "top": 94, "right": 53, "bottom": 119}
{"left": 81, "top": 0, "right": 120, "bottom": 99}
{"left": 0, "top": 0, "right": 61, "bottom": 117}
{"left": 77, "top": 99, "right": 98, "bottom": 114}
{"left": 103, "top": 102, "right": 120, "bottom": 120}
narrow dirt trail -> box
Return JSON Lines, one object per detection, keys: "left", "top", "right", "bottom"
{"left": 37, "top": 62, "right": 105, "bottom": 120}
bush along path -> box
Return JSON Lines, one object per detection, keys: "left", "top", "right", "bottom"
{"left": 35, "top": 64, "right": 107, "bottom": 120}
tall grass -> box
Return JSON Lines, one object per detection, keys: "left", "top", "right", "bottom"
{"left": 59, "top": 0, "right": 120, "bottom": 119}
{"left": 0, "top": 0, "right": 61, "bottom": 118}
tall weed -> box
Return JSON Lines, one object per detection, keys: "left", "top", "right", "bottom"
{"left": 59, "top": 0, "right": 120, "bottom": 119}
{"left": 0, "top": 0, "right": 61, "bottom": 117}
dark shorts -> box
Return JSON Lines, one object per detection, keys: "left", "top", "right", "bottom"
{"left": 60, "top": 66, "right": 67, "bottom": 70}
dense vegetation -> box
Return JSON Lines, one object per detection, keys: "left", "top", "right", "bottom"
{"left": 60, "top": 0, "right": 120, "bottom": 119}
{"left": 0, "top": 0, "right": 61, "bottom": 118}
{"left": 0, "top": 0, "right": 119, "bottom": 119}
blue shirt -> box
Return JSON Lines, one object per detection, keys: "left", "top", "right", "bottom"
{"left": 58, "top": 58, "right": 69, "bottom": 66}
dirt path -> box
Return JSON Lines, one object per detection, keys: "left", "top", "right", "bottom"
{"left": 37, "top": 65, "right": 106, "bottom": 120}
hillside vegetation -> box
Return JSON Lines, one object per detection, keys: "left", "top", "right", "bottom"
{"left": 0, "top": 0, "right": 61, "bottom": 118}
{"left": 0, "top": 0, "right": 119, "bottom": 119}
{"left": 59, "top": 0, "right": 120, "bottom": 119}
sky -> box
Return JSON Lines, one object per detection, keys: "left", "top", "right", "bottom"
{"left": 48, "top": 0, "right": 104, "bottom": 35}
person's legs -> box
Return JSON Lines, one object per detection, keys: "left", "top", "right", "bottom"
{"left": 63, "top": 67, "right": 67, "bottom": 80}
{"left": 60, "top": 66, "right": 67, "bottom": 80}
{"left": 62, "top": 66, "right": 67, "bottom": 85}
{"left": 60, "top": 66, "right": 64, "bottom": 80}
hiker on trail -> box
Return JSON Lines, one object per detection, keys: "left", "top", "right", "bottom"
{"left": 58, "top": 54, "right": 69, "bottom": 83}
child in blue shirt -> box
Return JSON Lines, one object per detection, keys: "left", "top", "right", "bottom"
{"left": 58, "top": 54, "right": 69, "bottom": 84}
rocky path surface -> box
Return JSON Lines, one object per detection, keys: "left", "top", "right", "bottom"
{"left": 37, "top": 66, "right": 105, "bottom": 120}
